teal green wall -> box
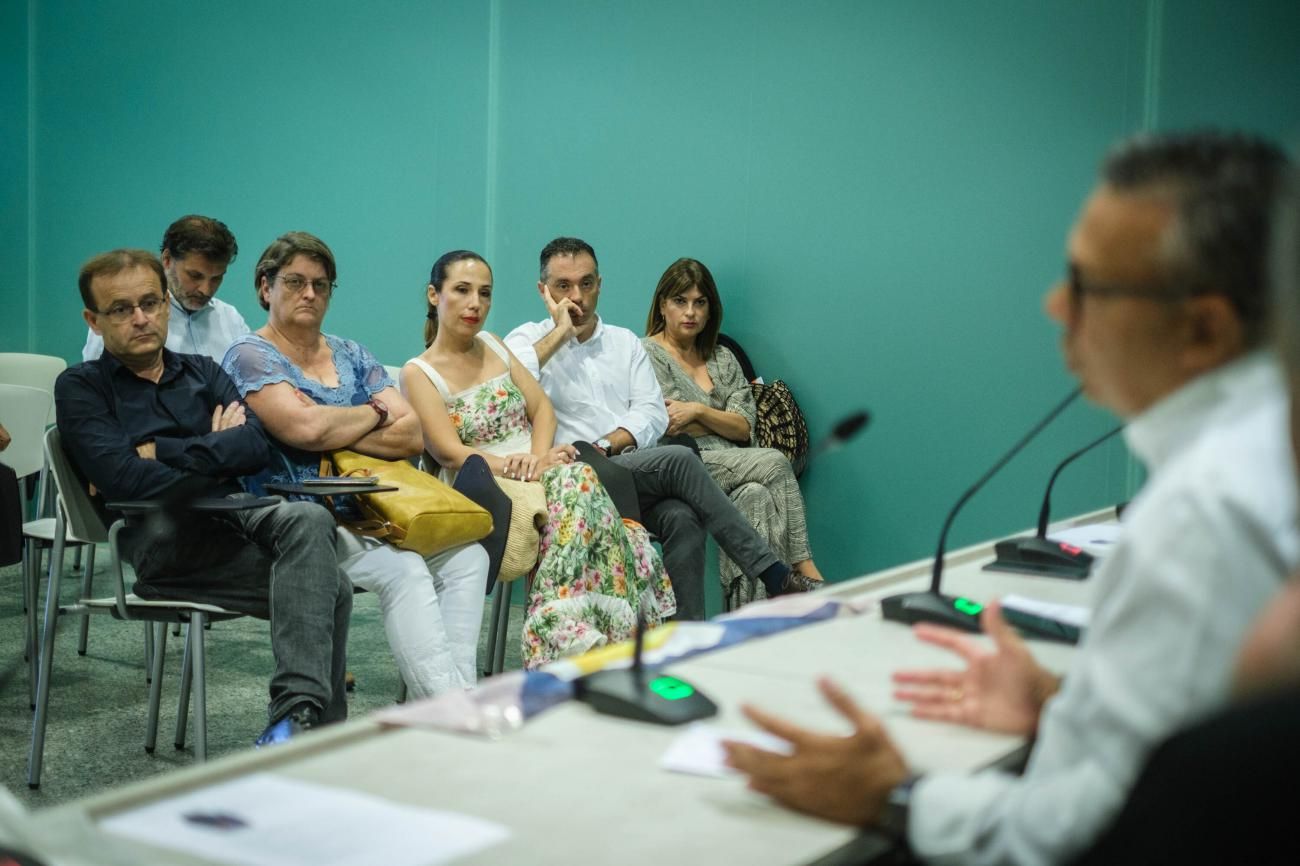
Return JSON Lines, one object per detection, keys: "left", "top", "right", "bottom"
{"left": 8, "top": 1, "right": 1300, "bottom": 581}
{"left": 1, "top": 0, "right": 30, "bottom": 352}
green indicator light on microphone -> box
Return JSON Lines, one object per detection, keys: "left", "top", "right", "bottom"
{"left": 953, "top": 597, "right": 984, "bottom": 616}
{"left": 648, "top": 675, "right": 696, "bottom": 702}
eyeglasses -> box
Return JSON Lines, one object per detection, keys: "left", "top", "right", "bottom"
{"left": 1066, "top": 265, "right": 1187, "bottom": 307}
{"left": 277, "top": 274, "right": 335, "bottom": 296}
{"left": 96, "top": 296, "right": 167, "bottom": 324}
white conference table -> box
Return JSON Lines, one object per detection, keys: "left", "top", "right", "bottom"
{"left": 28, "top": 509, "right": 1111, "bottom": 866}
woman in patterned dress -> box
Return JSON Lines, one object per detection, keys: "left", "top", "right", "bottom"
{"left": 642, "top": 258, "right": 824, "bottom": 609}
{"left": 401, "top": 250, "right": 674, "bottom": 668}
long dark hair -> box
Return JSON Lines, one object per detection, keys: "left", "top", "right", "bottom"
{"left": 645, "top": 257, "right": 723, "bottom": 359}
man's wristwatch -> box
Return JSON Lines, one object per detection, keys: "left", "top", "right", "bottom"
{"left": 878, "top": 774, "right": 922, "bottom": 843}
{"left": 366, "top": 397, "right": 389, "bottom": 429}
{"left": 595, "top": 437, "right": 613, "bottom": 455}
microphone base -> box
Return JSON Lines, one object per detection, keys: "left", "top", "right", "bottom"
{"left": 982, "top": 536, "right": 1093, "bottom": 580}
{"left": 574, "top": 668, "right": 718, "bottom": 726}
{"left": 880, "top": 590, "right": 983, "bottom": 633}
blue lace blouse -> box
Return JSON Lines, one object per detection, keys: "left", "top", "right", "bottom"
{"left": 221, "top": 333, "right": 394, "bottom": 496}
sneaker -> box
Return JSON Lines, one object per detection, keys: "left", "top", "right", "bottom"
{"left": 255, "top": 702, "right": 321, "bottom": 748}
{"left": 775, "top": 568, "right": 824, "bottom": 596}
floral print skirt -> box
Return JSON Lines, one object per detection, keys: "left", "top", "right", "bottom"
{"left": 522, "top": 462, "right": 675, "bottom": 668}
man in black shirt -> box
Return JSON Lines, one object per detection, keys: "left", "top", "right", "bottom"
{"left": 55, "top": 248, "right": 351, "bottom": 744}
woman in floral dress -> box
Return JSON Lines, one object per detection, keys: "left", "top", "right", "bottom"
{"left": 401, "top": 250, "right": 674, "bottom": 668}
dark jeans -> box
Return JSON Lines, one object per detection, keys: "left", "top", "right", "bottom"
{"left": 127, "top": 496, "right": 350, "bottom": 724}
{"left": 613, "top": 445, "right": 778, "bottom": 620}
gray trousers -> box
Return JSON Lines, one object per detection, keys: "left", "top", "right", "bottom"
{"left": 128, "top": 497, "right": 351, "bottom": 724}
{"left": 612, "top": 445, "right": 779, "bottom": 620}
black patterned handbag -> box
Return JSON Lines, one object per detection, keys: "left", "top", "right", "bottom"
{"left": 751, "top": 379, "right": 810, "bottom": 477}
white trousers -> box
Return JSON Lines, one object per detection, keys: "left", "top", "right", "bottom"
{"left": 335, "top": 530, "right": 488, "bottom": 698}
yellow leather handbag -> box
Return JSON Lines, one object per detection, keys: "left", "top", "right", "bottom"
{"left": 320, "top": 450, "right": 493, "bottom": 557}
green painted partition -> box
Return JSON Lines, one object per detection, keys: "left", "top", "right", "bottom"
{"left": 7, "top": 0, "right": 1299, "bottom": 582}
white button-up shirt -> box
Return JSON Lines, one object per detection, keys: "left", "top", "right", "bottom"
{"left": 82, "top": 294, "right": 250, "bottom": 363}
{"left": 504, "top": 316, "right": 668, "bottom": 448}
{"left": 910, "top": 352, "right": 1299, "bottom": 866}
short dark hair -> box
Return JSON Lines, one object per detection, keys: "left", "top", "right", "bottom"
{"left": 78, "top": 249, "right": 166, "bottom": 311}
{"left": 253, "top": 232, "right": 337, "bottom": 310}
{"left": 645, "top": 258, "right": 723, "bottom": 359}
{"left": 539, "top": 237, "right": 598, "bottom": 281}
{"left": 1102, "top": 130, "right": 1290, "bottom": 347}
{"left": 160, "top": 215, "right": 238, "bottom": 264}
{"left": 425, "top": 250, "right": 490, "bottom": 347}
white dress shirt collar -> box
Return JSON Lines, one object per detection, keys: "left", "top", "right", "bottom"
{"left": 1124, "top": 350, "right": 1277, "bottom": 472}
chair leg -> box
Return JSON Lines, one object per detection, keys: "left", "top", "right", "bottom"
{"left": 72, "top": 545, "right": 82, "bottom": 572}
{"left": 24, "top": 538, "right": 39, "bottom": 709}
{"left": 27, "top": 528, "right": 67, "bottom": 788}
{"left": 171, "top": 622, "right": 181, "bottom": 638}
{"left": 144, "top": 623, "right": 168, "bottom": 753}
{"left": 144, "top": 623, "right": 154, "bottom": 683}
{"left": 492, "top": 581, "right": 510, "bottom": 675}
{"left": 190, "top": 612, "right": 208, "bottom": 761}
{"left": 484, "top": 581, "right": 505, "bottom": 677}
{"left": 396, "top": 678, "right": 408, "bottom": 704}
{"left": 175, "top": 623, "right": 194, "bottom": 749}
{"left": 77, "top": 545, "right": 96, "bottom": 655}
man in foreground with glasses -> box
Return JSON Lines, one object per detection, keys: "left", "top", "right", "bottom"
{"left": 724, "top": 131, "right": 1296, "bottom": 864}
{"left": 56, "top": 248, "right": 352, "bottom": 746}
{"left": 82, "top": 214, "right": 250, "bottom": 362}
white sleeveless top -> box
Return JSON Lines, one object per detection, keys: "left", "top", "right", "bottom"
{"left": 404, "top": 333, "right": 533, "bottom": 484}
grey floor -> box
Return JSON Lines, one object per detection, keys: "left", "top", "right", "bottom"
{"left": 0, "top": 549, "right": 527, "bottom": 812}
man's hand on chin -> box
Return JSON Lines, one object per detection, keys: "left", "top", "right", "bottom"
{"left": 722, "top": 678, "right": 909, "bottom": 826}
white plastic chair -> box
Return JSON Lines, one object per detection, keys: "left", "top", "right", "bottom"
{"left": 0, "top": 385, "right": 98, "bottom": 708}
{"left": 27, "top": 427, "right": 250, "bottom": 788}
{"left": 0, "top": 353, "right": 65, "bottom": 429}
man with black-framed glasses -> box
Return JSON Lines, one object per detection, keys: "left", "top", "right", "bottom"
{"left": 81, "top": 215, "right": 250, "bottom": 363}
{"left": 724, "top": 130, "right": 1297, "bottom": 865}
{"left": 57, "top": 248, "right": 351, "bottom": 746}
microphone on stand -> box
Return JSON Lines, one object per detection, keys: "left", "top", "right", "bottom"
{"left": 573, "top": 601, "right": 718, "bottom": 725}
{"left": 880, "top": 388, "right": 1081, "bottom": 633}
{"left": 572, "top": 409, "right": 871, "bottom": 723}
{"left": 983, "top": 425, "right": 1123, "bottom": 579}
{"left": 807, "top": 411, "right": 871, "bottom": 462}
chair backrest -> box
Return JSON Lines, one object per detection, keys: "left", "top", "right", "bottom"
{"left": 43, "top": 427, "right": 110, "bottom": 545}
{"left": 715, "top": 333, "right": 758, "bottom": 383}
{"left": 383, "top": 364, "right": 403, "bottom": 385}
{"left": 0, "top": 384, "right": 54, "bottom": 479}
{"left": 0, "top": 353, "right": 67, "bottom": 427}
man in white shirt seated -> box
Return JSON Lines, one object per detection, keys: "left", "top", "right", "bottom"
{"left": 723, "top": 130, "right": 1296, "bottom": 865}
{"left": 504, "top": 237, "right": 820, "bottom": 620}
{"left": 82, "top": 214, "right": 250, "bottom": 362}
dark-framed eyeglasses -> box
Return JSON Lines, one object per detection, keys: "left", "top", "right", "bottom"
{"left": 276, "top": 274, "right": 336, "bottom": 296}
{"left": 96, "top": 295, "right": 167, "bottom": 324}
{"left": 1065, "top": 264, "right": 1187, "bottom": 308}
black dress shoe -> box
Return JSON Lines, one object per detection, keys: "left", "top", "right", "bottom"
{"left": 255, "top": 702, "right": 321, "bottom": 748}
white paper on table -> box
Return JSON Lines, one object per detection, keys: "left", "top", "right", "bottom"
{"left": 1048, "top": 523, "right": 1123, "bottom": 557}
{"left": 660, "top": 724, "right": 793, "bottom": 778}
{"left": 99, "top": 773, "right": 510, "bottom": 866}
{"left": 1001, "top": 593, "right": 1090, "bottom": 629}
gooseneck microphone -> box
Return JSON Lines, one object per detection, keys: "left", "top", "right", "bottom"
{"left": 572, "top": 409, "right": 871, "bottom": 722}
{"left": 880, "top": 388, "right": 1082, "bottom": 633}
{"left": 984, "top": 425, "right": 1123, "bottom": 579}
{"left": 573, "top": 601, "right": 718, "bottom": 725}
